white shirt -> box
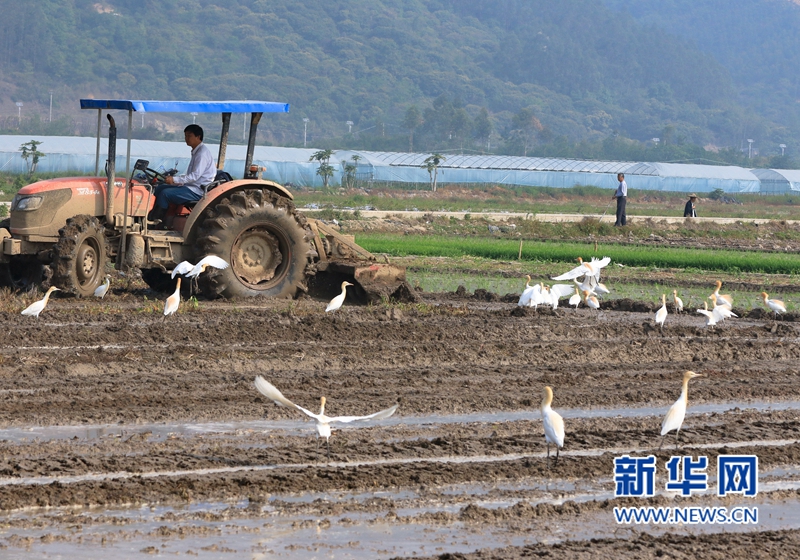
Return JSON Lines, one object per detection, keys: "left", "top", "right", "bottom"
{"left": 173, "top": 142, "right": 216, "bottom": 196}
{"left": 615, "top": 180, "right": 628, "bottom": 198}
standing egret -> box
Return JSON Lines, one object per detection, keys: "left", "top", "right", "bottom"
{"left": 583, "top": 290, "right": 600, "bottom": 318}
{"left": 711, "top": 281, "right": 733, "bottom": 307}
{"left": 540, "top": 386, "right": 565, "bottom": 468}
{"left": 659, "top": 371, "right": 703, "bottom": 450}
{"left": 569, "top": 287, "right": 581, "bottom": 309}
{"left": 655, "top": 294, "right": 668, "bottom": 330}
{"left": 21, "top": 287, "right": 60, "bottom": 319}
{"left": 254, "top": 376, "right": 398, "bottom": 458}
{"left": 672, "top": 290, "right": 683, "bottom": 313}
{"left": 518, "top": 275, "right": 536, "bottom": 307}
{"left": 761, "top": 292, "right": 786, "bottom": 317}
{"left": 164, "top": 278, "right": 181, "bottom": 317}
{"left": 94, "top": 276, "right": 111, "bottom": 299}
{"left": 326, "top": 281, "right": 353, "bottom": 313}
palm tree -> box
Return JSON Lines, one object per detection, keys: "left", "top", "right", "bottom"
{"left": 422, "top": 153, "right": 445, "bottom": 192}
{"left": 310, "top": 149, "right": 335, "bottom": 188}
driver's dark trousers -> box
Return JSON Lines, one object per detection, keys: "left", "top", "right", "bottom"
{"left": 148, "top": 183, "right": 202, "bottom": 221}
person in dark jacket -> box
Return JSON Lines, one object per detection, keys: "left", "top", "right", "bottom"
{"left": 684, "top": 194, "right": 698, "bottom": 218}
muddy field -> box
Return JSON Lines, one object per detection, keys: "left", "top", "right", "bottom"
{"left": 1, "top": 281, "right": 800, "bottom": 558}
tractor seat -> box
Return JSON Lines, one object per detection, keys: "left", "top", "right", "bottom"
{"left": 182, "top": 170, "right": 233, "bottom": 210}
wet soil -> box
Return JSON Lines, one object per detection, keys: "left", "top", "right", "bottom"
{"left": 1, "top": 287, "right": 799, "bottom": 557}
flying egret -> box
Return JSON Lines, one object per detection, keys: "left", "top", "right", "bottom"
{"left": 171, "top": 260, "right": 195, "bottom": 279}
{"left": 187, "top": 255, "right": 230, "bottom": 278}
{"left": 761, "top": 292, "right": 786, "bottom": 317}
{"left": 21, "top": 286, "right": 60, "bottom": 319}
{"left": 569, "top": 287, "right": 581, "bottom": 309}
{"left": 552, "top": 256, "right": 611, "bottom": 282}
{"left": 326, "top": 281, "right": 353, "bottom": 313}
{"left": 655, "top": 294, "right": 668, "bottom": 330}
{"left": 518, "top": 275, "right": 536, "bottom": 307}
{"left": 254, "top": 376, "right": 398, "bottom": 458}
{"left": 164, "top": 278, "right": 181, "bottom": 317}
{"left": 696, "top": 301, "right": 718, "bottom": 328}
{"left": 660, "top": 371, "right": 703, "bottom": 450}
{"left": 709, "top": 294, "right": 737, "bottom": 322}
{"left": 711, "top": 281, "right": 733, "bottom": 307}
{"left": 672, "top": 290, "right": 683, "bottom": 313}
{"left": 540, "top": 386, "right": 565, "bottom": 468}
{"left": 93, "top": 276, "right": 111, "bottom": 299}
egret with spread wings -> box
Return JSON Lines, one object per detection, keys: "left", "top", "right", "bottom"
{"left": 254, "top": 376, "right": 399, "bottom": 458}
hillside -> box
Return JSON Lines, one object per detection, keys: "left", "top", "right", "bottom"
{"left": 0, "top": 0, "right": 795, "bottom": 160}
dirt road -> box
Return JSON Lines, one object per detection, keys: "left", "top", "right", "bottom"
{"left": 0, "top": 288, "right": 798, "bottom": 558}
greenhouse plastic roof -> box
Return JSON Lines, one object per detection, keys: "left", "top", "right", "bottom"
{"left": 79, "top": 99, "right": 289, "bottom": 113}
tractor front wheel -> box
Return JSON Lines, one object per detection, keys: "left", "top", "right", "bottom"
{"left": 52, "top": 216, "right": 108, "bottom": 297}
{"left": 196, "top": 190, "right": 315, "bottom": 299}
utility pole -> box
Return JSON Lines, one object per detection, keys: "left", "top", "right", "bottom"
{"left": 49, "top": 91, "right": 53, "bottom": 122}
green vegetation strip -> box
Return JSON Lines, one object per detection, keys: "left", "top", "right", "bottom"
{"left": 356, "top": 234, "right": 800, "bottom": 274}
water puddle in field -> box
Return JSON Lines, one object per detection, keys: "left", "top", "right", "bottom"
{"left": 2, "top": 475, "right": 800, "bottom": 559}
{"left": 2, "top": 399, "right": 799, "bottom": 444}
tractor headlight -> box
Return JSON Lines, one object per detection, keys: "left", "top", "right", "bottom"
{"left": 13, "top": 195, "right": 43, "bottom": 211}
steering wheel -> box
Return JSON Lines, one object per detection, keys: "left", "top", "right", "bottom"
{"left": 142, "top": 167, "right": 167, "bottom": 185}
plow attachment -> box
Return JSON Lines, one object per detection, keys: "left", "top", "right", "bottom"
{"left": 307, "top": 219, "right": 417, "bottom": 304}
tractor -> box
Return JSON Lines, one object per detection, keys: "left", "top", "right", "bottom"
{"left": 0, "top": 99, "right": 411, "bottom": 302}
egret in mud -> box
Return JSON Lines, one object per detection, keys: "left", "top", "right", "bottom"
{"left": 672, "top": 290, "right": 683, "bottom": 313}
{"left": 21, "top": 286, "right": 60, "bottom": 319}
{"left": 655, "top": 294, "right": 668, "bottom": 330}
{"left": 711, "top": 281, "right": 733, "bottom": 307}
{"left": 94, "top": 276, "right": 111, "bottom": 299}
{"left": 540, "top": 386, "right": 565, "bottom": 468}
{"left": 518, "top": 275, "right": 536, "bottom": 307}
{"left": 659, "top": 371, "right": 703, "bottom": 450}
{"left": 696, "top": 301, "right": 718, "bottom": 328}
{"left": 552, "top": 256, "right": 611, "bottom": 282}
{"left": 164, "top": 278, "right": 181, "bottom": 317}
{"left": 569, "top": 287, "right": 581, "bottom": 309}
{"left": 326, "top": 281, "right": 353, "bottom": 313}
{"left": 761, "top": 292, "right": 786, "bottom": 317}
{"left": 583, "top": 290, "right": 600, "bottom": 317}
{"left": 548, "top": 284, "right": 575, "bottom": 310}
{"left": 254, "top": 376, "right": 398, "bottom": 458}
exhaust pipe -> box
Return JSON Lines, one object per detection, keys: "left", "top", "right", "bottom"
{"left": 105, "top": 115, "right": 116, "bottom": 223}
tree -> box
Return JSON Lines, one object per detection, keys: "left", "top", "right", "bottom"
{"left": 310, "top": 149, "right": 335, "bottom": 188}
{"left": 508, "top": 109, "right": 543, "bottom": 157}
{"left": 341, "top": 154, "right": 361, "bottom": 189}
{"left": 19, "top": 140, "right": 45, "bottom": 175}
{"left": 402, "top": 105, "right": 423, "bottom": 152}
{"left": 422, "top": 153, "right": 445, "bottom": 192}
{"left": 473, "top": 108, "right": 493, "bottom": 151}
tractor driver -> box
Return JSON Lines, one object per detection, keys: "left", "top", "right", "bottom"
{"left": 147, "top": 124, "right": 216, "bottom": 225}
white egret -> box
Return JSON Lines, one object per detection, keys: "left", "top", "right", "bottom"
{"left": 548, "top": 284, "right": 574, "bottom": 310}
{"left": 518, "top": 275, "right": 536, "bottom": 307}
{"left": 696, "top": 301, "right": 718, "bottom": 328}
{"left": 171, "top": 260, "right": 195, "bottom": 279}
{"left": 709, "top": 294, "right": 737, "bottom": 322}
{"left": 711, "top": 281, "right": 733, "bottom": 307}
{"left": 93, "top": 276, "right": 111, "bottom": 298}
{"left": 541, "top": 386, "right": 565, "bottom": 468}
{"left": 659, "top": 371, "right": 703, "bottom": 450}
{"left": 21, "top": 286, "right": 60, "bottom": 319}
{"left": 528, "top": 283, "right": 545, "bottom": 308}
{"left": 254, "top": 376, "right": 398, "bottom": 458}
{"left": 583, "top": 290, "right": 600, "bottom": 314}
{"left": 761, "top": 292, "right": 786, "bottom": 317}
{"left": 187, "top": 255, "right": 230, "bottom": 278}
{"left": 672, "top": 290, "right": 683, "bottom": 313}
{"left": 552, "top": 256, "right": 611, "bottom": 282}
{"left": 326, "top": 281, "right": 353, "bottom": 313}
{"left": 655, "top": 294, "right": 668, "bottom": 330}
{"left": 164, "top": 278, "right": 181, "bottom": 317}
{"left": 569, "top": 287, "right": 581, "bottom": 309}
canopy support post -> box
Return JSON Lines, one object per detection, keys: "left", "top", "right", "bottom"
{"left": 243, "top": 112, "right": 262, "bottom": 179}
{"left": 94, "top": 109, "right": 103, "bottom": 176}
{"left": 218, "top": 112, "right": 231, "bottom": 171}
{"left": 119, "top": 108, "right": 132, "bottom": 270}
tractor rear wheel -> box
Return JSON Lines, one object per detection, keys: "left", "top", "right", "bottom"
{"left": 52, "top": 215, "right": 108, "bottom": 297}
{"left": 196, "top": 189, "right": 315, "bottom": 299}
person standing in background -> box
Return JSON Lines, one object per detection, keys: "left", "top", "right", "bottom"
{"left": 613, "top": 173, "right": 627, "bottom": 226}
{"left": 684, "top": 193, "right": 698, "bottom": 217}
